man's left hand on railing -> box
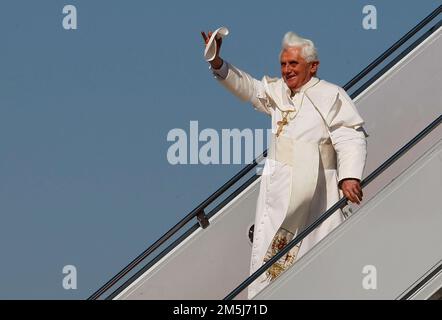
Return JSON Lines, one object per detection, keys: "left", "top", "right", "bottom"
{"left": 340, "top": 178, "right": 363, "bottom": 205}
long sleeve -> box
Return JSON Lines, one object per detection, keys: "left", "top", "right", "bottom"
{"left": 328, "top": 88, "right": 367, "bottom": 185}
{"left": 211, "top": 61, "right": 274, "bottom": 115}
{"left": 331, "top": 126, "right": 367, "bottom": 184}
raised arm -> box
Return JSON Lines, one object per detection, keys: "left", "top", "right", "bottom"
{"left": 201, "top": 31, "right": 273, "bottom": 115}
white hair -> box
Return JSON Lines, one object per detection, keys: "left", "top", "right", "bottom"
{"left": 280, "top": 31, "right": 318, "bottom": 62}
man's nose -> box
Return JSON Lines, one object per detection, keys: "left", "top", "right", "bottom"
{"left": 282, "top": 65, "right": 290, "bottom": 74}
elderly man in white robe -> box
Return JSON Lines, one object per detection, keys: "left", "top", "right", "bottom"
{"left": 201, "top": 30, "right": 367, "bottom": 299}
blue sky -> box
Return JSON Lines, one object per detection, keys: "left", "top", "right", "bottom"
{"left": 0, "top": 0, "right": 439, "bottom": 299}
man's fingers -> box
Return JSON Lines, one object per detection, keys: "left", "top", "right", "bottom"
{"left": 349, "top": 192, "right": 360, "bottom": 204}
{"left": 353, "top": 186, "right": 363, "bottom": 201}
{"left": 353, "top": 192, "right": 361, "bottom": 204}
{"left": 201, "top": 31, "right": 214, "bottom": 44}
{"left": 356, "top": 184, "right": 363, "bottom": 197}
{"left": 343, "top": 189, "right": 352, "bottom": 202}
{"left": 201, "top": 31, "right": 207, "bottom": 42}
{"left": 342, "top": 180, "right": 363, "bottom": 204}
{"left": 349, "top": 193, "right": 357, "bottom": 204}
{"left": 344, "top": 188, "right": 361, "bottom": 205}
{"left": 351, "top": 186, "right": 361, "bottom": 199}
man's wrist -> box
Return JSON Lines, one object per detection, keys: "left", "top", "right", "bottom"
{"left": 338, "top": 178, "right": 360, "bottom": 189}
{"left": 210, "top": 57, "right": 223, "bottom": 70}
{"left": 210, "top": 59, "right": 228, "bottom": 80}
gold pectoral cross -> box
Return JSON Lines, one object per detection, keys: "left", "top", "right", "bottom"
{"left": 276, "top": 111, "right": 292, "bottom": 137}
{"left": 276, "top": 117, "right": 288, "bottom": 137}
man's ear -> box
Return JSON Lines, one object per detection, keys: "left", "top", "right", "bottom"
{"left": 310, "top": 61, "right": 320, "bottom": 74}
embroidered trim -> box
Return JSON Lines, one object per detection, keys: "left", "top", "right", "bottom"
{"left": 262, "top": 228, "right": 301, "bottom": 282}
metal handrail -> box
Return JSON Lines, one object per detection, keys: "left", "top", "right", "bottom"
{"left": 224, "top": 115, "right": 442, "bottom": 300}
{"left": 343, "top": 5, "right": 441, "bottom": 91}
{"left": 104, "top": 174, "right": 261, "bottom": 300}
{"left": 400, "top": 262, "right": 442, "bottom": 300}
{"left": 350, "top": 19, "right": 442, "bottom": 99}
{"left": 88, "top": 5, "right": 441, "bottom": 300}
{"left": 87, "top": 154, "right": 266, "bottom": 300}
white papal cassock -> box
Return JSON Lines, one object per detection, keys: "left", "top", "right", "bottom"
{"left": 211, "top": 61, "right": 367, "bottom": 299}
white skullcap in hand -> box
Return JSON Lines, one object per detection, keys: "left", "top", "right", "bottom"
{"left": 204, "top": 27, "right": 229, "bottom": 62}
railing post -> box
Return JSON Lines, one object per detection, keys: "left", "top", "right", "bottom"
{"left": 196, "top": 209, "right": 210, "bottom": 229}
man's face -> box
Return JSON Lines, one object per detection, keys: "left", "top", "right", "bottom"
{"left": 280, "top": 47, "right": 319, "bottom": 91}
